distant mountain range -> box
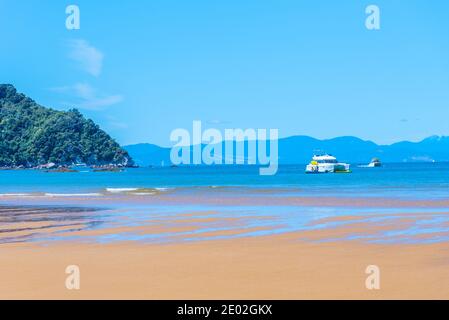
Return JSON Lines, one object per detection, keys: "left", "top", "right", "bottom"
{"left": 124, "top": 135, "right": 449, "bottom": 167}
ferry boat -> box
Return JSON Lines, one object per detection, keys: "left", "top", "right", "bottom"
{"left": 305, "top": 154, "right": 351, "bottom": 174}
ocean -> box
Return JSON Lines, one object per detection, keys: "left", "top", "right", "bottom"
{"left": 1, "top": 163, "right": 449, "bottom": 198}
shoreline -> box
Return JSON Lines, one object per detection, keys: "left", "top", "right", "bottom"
{"left": 4, "top": 190, "right": 449, "bottom": 207}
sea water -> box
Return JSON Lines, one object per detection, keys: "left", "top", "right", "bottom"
{"left": 1, "top": 163, "right": 449, "bottom": 199}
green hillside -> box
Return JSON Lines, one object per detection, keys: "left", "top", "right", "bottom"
{"left": 0, "top": 84, "right": 133, "bottom": 167}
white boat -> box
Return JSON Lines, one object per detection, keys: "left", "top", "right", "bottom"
{"left": 359, "top": 158, "right": 382, "bottom": 168}
{"left": 305, "top": 154, "right": 351, "bottom": 174}
{"left": 367, "top": 158, "right": 382, "bottom": 167}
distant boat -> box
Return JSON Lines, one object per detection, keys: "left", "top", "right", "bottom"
{"left": 359, "top": 158, "right": 382, "bottom": 168}
{"left": 305, "top": 153, "right": 351, "bottom": 174}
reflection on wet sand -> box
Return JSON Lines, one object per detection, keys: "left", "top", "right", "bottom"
{"left": 0, "top": 206, "right": 107, "bottom": 244}
{"left": 1, "top": 190, "right": 449, "bottom": 245}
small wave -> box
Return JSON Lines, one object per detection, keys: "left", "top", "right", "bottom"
{"left": 106, "top": 187, "right": 172, "bottom": 194}
{"left": 45, "top": 193, "right": 102, "bottom": 197}
{"left": 154, "top": 187, "right": 172, "bottom": 191}
{"left": 106, "top": 188, "right": 139, "bottom": 193}
{"left": 0, "top": 193, "right": 34, "bottom": 197}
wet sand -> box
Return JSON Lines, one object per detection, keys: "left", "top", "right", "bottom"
{"left": 5, "top": 189, "right": 449, "bottom": 208}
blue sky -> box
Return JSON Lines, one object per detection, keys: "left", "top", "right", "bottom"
{"left": 1, "top": 1, "right": 448, "bottom": 146}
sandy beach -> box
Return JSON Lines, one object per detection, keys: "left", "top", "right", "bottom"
{"left": 1, "top": 191, "right": 449, "bottom": 300}
{"left": 1, "top": 234, "right": 448, "bottom": 299}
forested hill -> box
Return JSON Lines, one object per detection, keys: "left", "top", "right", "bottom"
{"left": 0, "top": 84, "right": 133, "bottom": 167}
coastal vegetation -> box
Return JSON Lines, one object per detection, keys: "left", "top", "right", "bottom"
{"left": 0, "top": 84, "right": 133, "bottom": 168}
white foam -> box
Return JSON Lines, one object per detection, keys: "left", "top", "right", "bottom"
{"left": 155, "top": 187, "right": 171, "bottom": 191}
{"left": 45, "top": 193, "right": 102, "bottom": 197}
{"left": 106, "top": 188, "right": 139, "bottom": 193}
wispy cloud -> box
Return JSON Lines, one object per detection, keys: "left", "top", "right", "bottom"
{"left": 71, "top": 83, "right": 95, "bottom": 99}
{"left": 106, "top": 116, "right": 129, "bottom": 130}
{"left": 81, "top": 95, "right": 123, "bottom": 109}
{"left": 50, "top": 83, "right": 123, "bottom": 110}
{"left": 67, "top": 39, "right": 104, "bottom": 77}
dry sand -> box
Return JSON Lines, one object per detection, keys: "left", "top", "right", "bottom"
{"left": 0, "top": 233, "right": 448, "bottom": 299}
